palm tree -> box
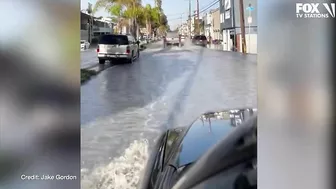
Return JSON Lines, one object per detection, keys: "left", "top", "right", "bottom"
{"left": 93, "top": 0, "right": 168, "bottom": 38}
{"left": 122, "top": 0, "right": 143, "bottom": 38}
{"left": 108, "top": 4, "right": 124, "bottom": 34}
{"left": 142, "top": 5, "right": 160, "bottom": 37}
{"left": 154, "top": 0, "right": 162, "bottom": 10}
{"left": 93, "top": 0, "right": 118, "bottom": 14}
{"left": 142, "top": 4, "right": 152, "bottom": 37}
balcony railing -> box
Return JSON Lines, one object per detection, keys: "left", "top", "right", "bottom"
{"left": 93, "top": 27, "right": 112, "bottom": 33}
{"left": 92, "top": 26, "right": 100, "bottom": 31}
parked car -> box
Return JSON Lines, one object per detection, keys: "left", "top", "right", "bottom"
{"left": 80, "top": 40, "right": 90, "bottom": 50}
{"left": 139, "top": 108, "right": 257, "bottom": 189}
{"left": 164, "top": 32, "right": 181, "bottom": 46}
{"left": 96, "top": 34, "right": 140, "bottom": 64}
{"left": 192, "top": 35, "right": 207, "bottom": 47}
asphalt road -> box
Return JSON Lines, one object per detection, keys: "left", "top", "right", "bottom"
{"left": 80, "top": 41, "right": 257, "bottom": 189}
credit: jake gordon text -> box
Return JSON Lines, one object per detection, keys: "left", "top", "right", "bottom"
{"left": 21, "top": 174, "right": 77, "bottom": 181}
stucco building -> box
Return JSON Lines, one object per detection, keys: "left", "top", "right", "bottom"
{"left": 219, "top": 0, "right": 257, "bottom": 53}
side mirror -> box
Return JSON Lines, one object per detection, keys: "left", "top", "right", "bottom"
{"left": 136, "top": 41, "right": 140, "bottom": 45}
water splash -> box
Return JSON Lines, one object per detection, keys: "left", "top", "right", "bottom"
{"left": 81, "top": 139, "right": 150, "bottom": 189}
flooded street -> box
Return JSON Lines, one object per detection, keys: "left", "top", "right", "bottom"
{"left": 80, "top": 41, "right": 257, "bottom": 189}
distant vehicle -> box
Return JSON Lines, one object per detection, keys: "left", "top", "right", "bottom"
{"left": 96, "top": 34, "right": 140, "bottom": 64}
{"left": 164, "top": 32, "right": 181, "bottom": 46}
{"left": 180, "top": 35, "right": 186, "bottom": 43}
{"left": 139, "top": 108, "right": 257, "bottom": 189}
{"left": 81, "top": 40, "right": 90, "bottom": 50}
{"left": 192, "top": 35, "right": 207, "bottom": 47}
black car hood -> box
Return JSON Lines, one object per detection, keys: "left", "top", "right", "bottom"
{"left": 167, "top": 108, "right": 257, "bottom": 168}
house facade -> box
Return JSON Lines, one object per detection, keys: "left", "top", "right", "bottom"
{"left": 219, "top": 0, "right": 257, "bottom": 53}
{"left": 80, "top": 12, "right": 114, "bottom": 42}
{"left": 204, "top": 12, "right": 212, "bottom": 38}
{"left": 210, "top": 8, "right": 221, "bottom": 40}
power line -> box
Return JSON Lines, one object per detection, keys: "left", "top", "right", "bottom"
{"left": 166, "top": 0, "right": 219, "bottom": 20}
{"left": 167, "top": 16, "right": 186, "bottom": 22}
{"left": 196, "top": 0, "right": 219, "bottom": 15}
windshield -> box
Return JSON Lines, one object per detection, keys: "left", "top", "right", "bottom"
{"left": 81, "top": 41, "right": 85, "bottom": 44}
{"left": 174, "top": 117, "right": 235, "bottom": 167}
{"left": 194, "top": 35, "right": 207, "bottom": 40}
{"left": 167, "top": 32, "right": 179, "bottom": 38}
{"left": 99, "top": 35, "right": 129, "bottom": 45}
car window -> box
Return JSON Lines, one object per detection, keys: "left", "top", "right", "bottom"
{"left": 99, "top": 35, "right": 129, "bottom": 45}
{"left": 167, "top": 32, "right": 179, "bottom": 38}
{"left": 173, "top": 121, "right": 257, "bottom": 189}
{"left": 194, "top": 35, "right": 207, "bottom": 40}
{"left": 191, "top": 127, "right": 256, "bottom": 189}
{"left": 80, "top": 41, "right": 84, "bottom": 44}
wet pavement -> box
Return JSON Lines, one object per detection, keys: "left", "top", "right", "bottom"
{"left": 80, "top": 40, "right": 257, "bottom": 189}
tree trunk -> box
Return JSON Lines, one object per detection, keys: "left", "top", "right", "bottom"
{"left": 131, "top": 18, "right": 136, "bottom": 37}
{"left": 134, "top": 18, "right": 138, "bottom": 39}
{"left": 118, "top": 17, "right": 121, "bottom": 34}
{"left": 129, "top": 19, "right": 133, "bottom": 35}
{"left": 145, "top": 20, "right": 149, "bottom": 36}
{"left": 149, "top": 23, "right": 152, "bottom": 37}
{"left": 136, "top": 23, "right": 139, "bottom": 39}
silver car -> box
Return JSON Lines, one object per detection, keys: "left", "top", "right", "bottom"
{"left": 164, "top": 32, "right": 181, "bottom": 46}
{"left": 81, "top": 40, "right": 90, "bottom": 50}
{"left": 97, "top": 34, "right": 140, "bottom": 64}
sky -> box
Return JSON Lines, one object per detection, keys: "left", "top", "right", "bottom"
{"left": 81, "top": 0, "right": 218, "bottom": 29}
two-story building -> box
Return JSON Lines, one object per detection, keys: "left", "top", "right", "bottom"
{"left": 201, "top": 9, "right": 221, "bottom": 41}
{"left": 81, "top": 12, "right": 90, "bottom": 41}
{"left": 92, "top": 18, "right": 113, "bottom": 37}
{"left": 204, "top": 12, "right": 212, "bottom": 38}
{"left": 219, "top": 0, "right": 257, "bottom": 53}
{"left": 80, "top": 11, "right": 114, "bottom": 42}
{"left": 210, "top": 8, "right": 221, "bottom": 40}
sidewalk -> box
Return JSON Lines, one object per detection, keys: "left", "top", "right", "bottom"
{"left": 207, "top": 44, "right": 224, "bottom": 51}
{"left": 206, "top": 44, "right": 257, "bottom": 56}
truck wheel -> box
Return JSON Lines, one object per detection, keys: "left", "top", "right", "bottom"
{"left": 99, "top": 59, "right": 105, "bottom": 64}
{"left": 127, "top": 53, "right": 134, "bottom": 64}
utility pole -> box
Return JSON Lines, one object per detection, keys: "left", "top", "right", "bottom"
{"left": 238, "top": 0, "right": 247, "bottom": 53}
{"left": 87, "top": 1, "right": 94, "bottom": 43}
{"left": 188, "top": 0, "right": 191, "bottom": 38}
{"left": 196, "top": 0, "right": 200, "bottom": 35}
{"left": 180, "top": 13, "right": 183, "bottom": 33}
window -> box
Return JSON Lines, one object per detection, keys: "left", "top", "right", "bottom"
{"left": 190, "top": 127, "right": 257, "bottom": 189}
{"left": 225, "top": 10, "right": 231, "bottom": 19}
{"left": 220, "top": 13, "right": 225, "bottom": 23}
{"left": 99, "top": 35, "right": 129, "bottom": 45}
{"left": 167, "top": 32, "right": 179, "bottom": 38}
{"left": 194, "top": 35, "right": 207, "bottom": 40}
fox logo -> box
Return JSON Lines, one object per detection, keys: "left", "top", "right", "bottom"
{"left": 323, "top": 3, "right": 335, "bottom": 17}
{"left": 296, "top": 3, "right": 335, "bottom": 18}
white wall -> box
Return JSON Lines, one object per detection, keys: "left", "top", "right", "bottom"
{"left": 246, "top": 34, "right": 257, "bottom": 54}
{"left": 222, "top": 30, "right": 229, "bottom": 51}
{"left": 238, "top": 34, "right": 257, "bottom": 54}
